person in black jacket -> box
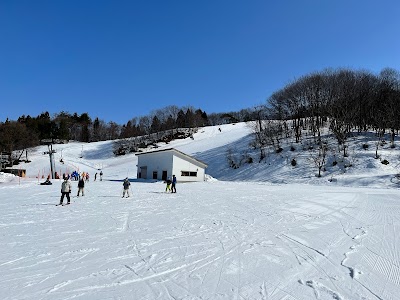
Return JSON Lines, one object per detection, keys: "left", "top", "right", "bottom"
{"left": 77, "top": 177, "right": 85, "bottom": 196}
{"left": 171, "top": 175, "right": 177, "bottom": 193}
{"left": 122, "top": 177, "right": 131, "bottom": 198}
{"left": 165, "top": 177, "right": 172, "bottom": 192}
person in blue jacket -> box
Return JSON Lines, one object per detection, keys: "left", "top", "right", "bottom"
{"left": 171, "top": 175, "right": 177, "bottom": 193}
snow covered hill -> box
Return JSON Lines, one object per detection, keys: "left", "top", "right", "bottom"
{"left": 4, "top": 121, "right": 400, "bottom": 188}
{"left": 1, "top": 122, "right": 400, "bottom": 299}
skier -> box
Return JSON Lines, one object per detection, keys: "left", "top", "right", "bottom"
{"left": 171, "top": 175, "right": 177, "bottom": 193}
{"left": 165, "top": 177, "right": 172, "bottom": 192}
{"left": 77, "top": 177, "right": 85, "bottom": 196}
{"left": 100, "top": 171, "right": 103, "bottom": 181}
{"left": 122, "top": 177, "right": 131, "bottom": 198}
{"left": 59, "top": 177, "right": 72, "bottom": 205}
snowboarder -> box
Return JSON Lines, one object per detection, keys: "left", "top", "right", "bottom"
{"left": 59, "top": 177, "right": 72, "bottom": 205}
{"left": 40, "top": 175, "right": 52, "bottom": 185}
{"left": 122, "top": 177, "right": 131, "bottom": 198}
{"left": 77, "top": 177, "right": 85, "bottom": 196}
{"left": 171, "top": 175, "right": 177, "bottom": 193}
{"left": 165, "top": 177, "right": 172, "bottom": 192}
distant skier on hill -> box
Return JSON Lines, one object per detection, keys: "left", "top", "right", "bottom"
{"left": 100, "top": 171, "right": 103, "bottom": 181}
{"left": 59, "top": 177, "right": 72, "bottom": 205}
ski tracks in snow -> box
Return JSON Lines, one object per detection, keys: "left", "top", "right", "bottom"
{"left": 2, "top": 182, "right": 400, "bottom": 299}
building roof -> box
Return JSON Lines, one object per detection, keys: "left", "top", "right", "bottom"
{"left": 135, "top": 148, "right": 208, "bottom": 168}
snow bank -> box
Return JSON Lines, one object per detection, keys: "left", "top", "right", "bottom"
{"left": 0, "top": 172, "right": 15, "bottom": 183}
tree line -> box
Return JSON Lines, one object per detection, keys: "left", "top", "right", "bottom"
{"left": 251, "top": 67, "right": 400, "bottom": 163}
{"left": 0, "top": 105, "right": 258, "bottom": 155}
{"left": 2, "top": 66, "right": 399, "bottom": 162}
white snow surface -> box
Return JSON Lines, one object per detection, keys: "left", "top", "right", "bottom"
{"left": 1, "top": 122, "right": 400, "bottom": 300}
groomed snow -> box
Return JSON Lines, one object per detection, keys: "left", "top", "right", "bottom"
{"left": 1, "top": 122, "right": 400, "bottom": 299}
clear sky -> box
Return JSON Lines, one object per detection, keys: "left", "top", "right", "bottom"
{"left": 1, "top": 0, "right": 399, "bottom": 125}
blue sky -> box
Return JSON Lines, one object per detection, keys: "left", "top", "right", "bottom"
{"left": 1, "top": 0, "right": 399, "bottom": 124}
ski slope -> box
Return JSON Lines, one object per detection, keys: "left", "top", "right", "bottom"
{"left": 1, "top": 122, "right": 400, "bottom": 299}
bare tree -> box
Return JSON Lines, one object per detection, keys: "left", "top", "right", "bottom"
{"left": 377, "top": 68, "right": 400, "bottom": 148}
{"left": 249, "top": 105, "right": 269, "bottom": 161}
{"left": 260, "top": 120, "right": 284, "bottom": 152}
{"left": 106, "top": 122, "right": 121, "bottom": 140}
{"left": 309, "top": 141, "right": 328, "bottom": 177}
{"left": 138, "top": 116, "right": 151, "bottom": 135}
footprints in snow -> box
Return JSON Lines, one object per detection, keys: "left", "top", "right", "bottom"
{"left": 341, "top": 226, "right": 368, "bottom": 279}
{"left": 299, "top": 279, "right": 344, "bottom": 300}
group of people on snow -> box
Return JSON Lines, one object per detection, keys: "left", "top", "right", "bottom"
{"left": 58, "top": 171, "right": 93, "bottom": 205}
{"left": 165, "top": 175, "right": 177, "bottom": 193}
{"left": 56, "top": 171, "right": 177, "bottom": 205}
{"left": 93, "top": 171, "right": 103, "bottom": 181}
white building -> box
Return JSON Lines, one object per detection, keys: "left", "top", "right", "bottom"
{"left": 136, "top": 148, "right": 207, "bottom": 182}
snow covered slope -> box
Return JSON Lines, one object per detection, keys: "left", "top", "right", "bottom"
{"left": 1, "top": 122, "right": 400, "bottom": 299}
{"left": 7, "top": 121, "right": 400, "bottom": 189}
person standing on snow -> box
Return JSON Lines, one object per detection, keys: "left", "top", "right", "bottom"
{"left": 77, "top": 177, "right": 85, "bottom": 196}
{"left": 165, "top": 177, "right": 172, "bottom": 192}
{"left": 171, "top": 175, "right": 177, "bottom": 193}
{"left": 122, "top": 177, "right": 131, "bottom": 198}
{"left": 59, "top": 177, "right": 72, "bottom": 205}
{"left": 100, "top": 171, "right": 103, "bottom": 181}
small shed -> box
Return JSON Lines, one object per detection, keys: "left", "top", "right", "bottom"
{"left": 135, "top": 148, "right": 207, "bottom": 182}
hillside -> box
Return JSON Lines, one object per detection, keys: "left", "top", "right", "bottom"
{"left": 5, "top": 122, "right": 400, "bottom": 189}
{"left": 1, "top": 123, "right": 400, "bottom": 300}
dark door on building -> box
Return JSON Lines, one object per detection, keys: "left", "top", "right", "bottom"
{"left": 162, "top": 171, "right": 167, "bottom": 181}
{"left": 152, "top": 171, "right": 157, "bottom": 179}
{"left": 140, "top": 166, "right": 147, "bottom": 179}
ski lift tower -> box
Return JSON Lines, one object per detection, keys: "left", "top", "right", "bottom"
{"left": 43, "top": 142, "right": 57, "bottom": 179}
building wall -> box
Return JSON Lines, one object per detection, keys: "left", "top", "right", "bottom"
{"left": 172, "top": 155, "right": 205, "bottom": 182}
{"left": 137, "top": 150, "right": 206, "bottom": 182}
{"left": 137, "top": 151, "right": 173, "bottom": 180}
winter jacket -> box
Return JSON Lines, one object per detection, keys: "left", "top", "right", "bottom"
{"left": 78, "top": 179, "right": 85, "bottom": 188}
{"left": 123, "top": 180, "right": 130, "bottom": 189}
{"left": 61, "top": 180, "right": 72, "bottom": 193}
